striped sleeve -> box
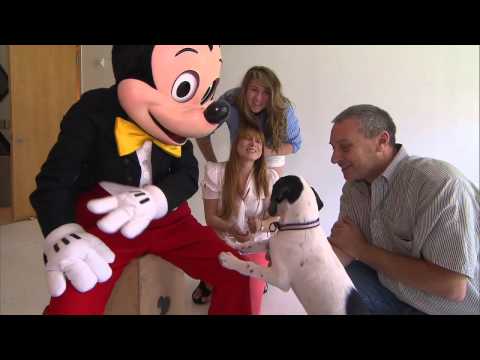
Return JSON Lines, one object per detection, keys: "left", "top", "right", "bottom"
{"left": 415, "top": 178, "right": 479, "bottom": 279}
{"left": 338, "top": 183, "right": 371, "bottom": 243}
{"left": 339, "top": 184, "right": 355, "bottom": 222}
{"left": 284, "top": 105, "right": 302, "bottom": 153}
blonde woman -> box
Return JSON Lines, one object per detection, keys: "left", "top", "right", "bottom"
{"left": 197, "top": 66, "right": 302, "bottom": 174}
{"left": 192, "top": 124, "right": 280, "bottom": 314}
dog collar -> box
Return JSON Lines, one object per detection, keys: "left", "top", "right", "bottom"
{"left": 270, "top": 218, "right": 320, "bottom": 232}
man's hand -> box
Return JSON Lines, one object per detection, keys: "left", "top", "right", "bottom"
{"left": 87, "top": 185, "right": 168, "bottom": 239}
{"left": 330, "top": 216, "right": 370, "bottom": 260}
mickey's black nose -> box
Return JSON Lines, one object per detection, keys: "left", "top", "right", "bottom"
{"left": 204, "top": 100, "right": 229, "bottom": 125}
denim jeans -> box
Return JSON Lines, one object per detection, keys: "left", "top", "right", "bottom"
{"left": 346, "top": 261, "right": 425, "bottom": 315}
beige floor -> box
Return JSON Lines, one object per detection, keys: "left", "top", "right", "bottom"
{"left": 0, "top": 219, "right": 306, "bottom": 315}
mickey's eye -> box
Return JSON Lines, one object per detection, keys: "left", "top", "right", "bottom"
{"left": 200, "top": 78, "right": 220, "bottom": 105}
{"left": 171, "top": 71, "right": 199, "bottom": 103}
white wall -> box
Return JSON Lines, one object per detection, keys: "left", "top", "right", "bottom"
{"left": 81, "top": 45, "right": 114, "bottom": 93}
{"left": 81, "top": 45, "right": 479, "bottom": 235}
{"left": 189, "top": 45, "right": 479, "bottom": 234}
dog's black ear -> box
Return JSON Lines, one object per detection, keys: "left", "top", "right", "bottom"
{"left": 279, "top": 176, "right": 303, "bottom": 203}
{"left": 311, "top": 187, "right": 324, "bottom": 211}
{"left": 268, "top": 185, "right": 288, "bottom": 216}
{"left": 268, "top": 176, "right": 304, "bottom": 216}
{"left": 268, "top": 199, "right": 278, "bottom": 216}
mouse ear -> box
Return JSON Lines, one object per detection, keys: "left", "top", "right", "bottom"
{"left": 111, "top": 45, "right": 155, "bottom": 86}
{"left": 311, "top": 187, "right": 324, "bottom": 211}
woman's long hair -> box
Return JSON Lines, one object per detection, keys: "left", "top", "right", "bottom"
{"left": 220, "top": 124, "right": 270, "bottom": 221}
{"left": 236, "top": 66, "right": 291, "bottom": 151}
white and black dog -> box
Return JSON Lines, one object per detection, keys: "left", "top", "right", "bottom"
{"left": 219, "top": 175, "right": 368, "bottom": 315}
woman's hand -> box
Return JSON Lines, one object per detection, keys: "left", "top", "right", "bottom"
{"left": 263, "top": 146, "right": 275, "bottom": 157}
{"left": 247, "top": 217, "right": 262, "bottom": 233}
{"left": 264, "top": 143, "right": 294, "bottom": 157}
{"left": 228, "top": 224, "right": 252, "bottom": 243}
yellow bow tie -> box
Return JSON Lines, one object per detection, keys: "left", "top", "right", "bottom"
{"left": 114, "top": 117, "right": 181, "bottom": 158}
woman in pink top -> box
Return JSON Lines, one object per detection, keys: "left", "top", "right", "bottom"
{"left": 192, "top": 124, "right": 280, "bottom": 314}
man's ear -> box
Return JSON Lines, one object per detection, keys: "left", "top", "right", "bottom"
{"left": 377, "top": 131, "right": 390, "bottom": 149}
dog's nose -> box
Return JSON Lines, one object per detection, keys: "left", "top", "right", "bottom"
{"left": 204, "top": 100, "right": 229, "bottom": 125}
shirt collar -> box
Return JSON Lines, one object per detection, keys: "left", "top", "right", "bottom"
{"left": 381, "top": 144, "right": 408, "bottom": 182}
{"left": 351, "top": 144, "right": 408, "bottom": 195}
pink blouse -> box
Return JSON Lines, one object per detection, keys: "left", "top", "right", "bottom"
{"left": 202, "top": 161, "right": 279, "bottom": 243}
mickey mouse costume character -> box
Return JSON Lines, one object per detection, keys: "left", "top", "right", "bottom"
{"left": 30, "top": 45, "right": 255, "bottom": 315}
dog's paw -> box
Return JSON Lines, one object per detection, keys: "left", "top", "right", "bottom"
{"left": 218, "top": 252, "right": 238, "bottom": 270}
{"left": 223, "top": 237, "right": 240, "bottom": 250}
{"left": 236, "top": 240, "right": 253, "bottom": 249}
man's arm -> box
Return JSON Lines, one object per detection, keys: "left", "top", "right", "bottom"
{"left": 196, "top": 136, "right": 218, "bottom": 162}
{"left": 330, "top": 244, "right": 354, "bottom": 267}
{"left": 331, "top": 216, "right": 469, "bottom": 302}
{"left": 359, "top": 244, "right": 468, "bottom": 302}
{"left": 329, "top": 184, "right": 357, "bottom": 267}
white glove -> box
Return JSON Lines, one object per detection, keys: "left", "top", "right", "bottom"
{"left": 86, "top": 185, "right": 168, "bottom": 239}
{"left": 43, "top": 223, "right": 115, "bottom": 297}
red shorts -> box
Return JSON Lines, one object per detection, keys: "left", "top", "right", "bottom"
{"left": 44, "top": 185, "right": 266, "bottom": 315}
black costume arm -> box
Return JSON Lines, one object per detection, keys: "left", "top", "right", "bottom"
{"left": 30, "top": 103, "right": 96, "bottom": 237}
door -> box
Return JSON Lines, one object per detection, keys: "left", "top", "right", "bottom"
{"left": 9, "top": 45, "right": 80, "bottom": 221}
